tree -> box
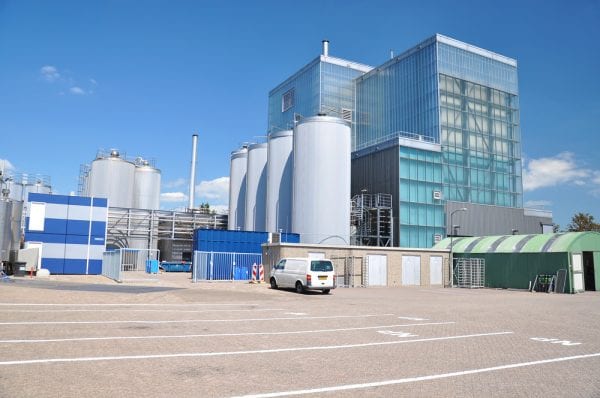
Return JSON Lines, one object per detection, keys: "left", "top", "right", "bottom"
{"left": 567, "top": 212, "right": 600, "bottom": 232}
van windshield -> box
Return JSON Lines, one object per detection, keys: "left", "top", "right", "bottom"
{"left": 311, "top": 260, "right": 333, "bottom": 272}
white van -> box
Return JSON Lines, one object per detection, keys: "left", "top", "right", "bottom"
{"left": 270, "top": 258, "right": 336, "bottom": 294}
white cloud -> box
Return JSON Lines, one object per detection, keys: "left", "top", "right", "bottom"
{"left": 160, "top": 192, "right": 188, "bottom": 203}
{"left": 523, "top": 152, "right": 590, "bottom": 191}
{"left": 90, "top": 78, "right": 97, "bottom": 85}
{"left": 524, "top": 200, "right": 552, "bottom": 208}
{"left": 40, "top": 65, "right": 60, "bottom": 82}
{"left": 593, "top": 172, "right": 600, "bottom": 186}
{"left": 163, "top": 178, "right": 187, "bottom": 189}
{"left": 196, "top": 176, "right": 229, "bottom": 204}
{"left": 0, "top": 158, "right": 14, "bottom": 172}
{"left": 69, "top": 86, "right": 86, "bottom": 95}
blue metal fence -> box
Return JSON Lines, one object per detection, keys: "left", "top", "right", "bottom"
{"left": 192, "top": 251, "right": 262, "bottom": 282}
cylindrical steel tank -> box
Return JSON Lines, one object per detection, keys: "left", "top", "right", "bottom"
{"left": 133, "top": 160, "right": 161, "bottom": 210}
{"left": 88, "top": 150, "right": 135, "bottom": 208}
{"left": 228, "top": 147, "right": 248, "bottom": 230}
{"left": 292, "top": 116, "right": 351, "bottom": 245}
{"left": 5, "top": 180, "right": 23, "bottom": 202}
{"left": 244, "top": 143, "right": 268, "bottom": 232}
{"left": 22, "top": 181, "right": 51, "bottom": 201}
{"left": 266, "top": 129, "right": 293, "bottom": 233}
{"left": 0, "top": 199, "right": 23, "bottom": 263}
{"left": 4, "top": 175, "right": 51, "bottom": 202}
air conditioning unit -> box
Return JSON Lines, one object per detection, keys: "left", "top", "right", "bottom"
{"left": 433, "top": 190, "right": 442, "bottom": 200}
{"left": 433, "top": 234, "right": 442, "bottom": 243}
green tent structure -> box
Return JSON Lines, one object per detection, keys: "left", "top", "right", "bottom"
{"left": 433, "top": 232, "right": 600, "bottom": 294}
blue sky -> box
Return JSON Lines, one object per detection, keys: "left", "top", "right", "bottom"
{"left": 0, "top": 0, "right": 599, "bottom": 229}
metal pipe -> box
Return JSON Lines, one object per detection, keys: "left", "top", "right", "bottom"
{"left": 322, "top": 39, "right": 329, "bottom": 57}
{"left": 189, "top": 134, "right": 198, "bottom": 210}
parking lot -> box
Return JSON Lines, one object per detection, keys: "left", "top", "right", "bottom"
{"left": 1, "top": 275, "right": 600, "bottom": 397}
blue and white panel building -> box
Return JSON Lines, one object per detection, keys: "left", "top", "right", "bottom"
{"left": 24, "top": 193, "right": 108, "bottom": 274}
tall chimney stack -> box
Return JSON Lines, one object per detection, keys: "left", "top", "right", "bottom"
{"left": 188, "top": 134, "right": 198, "bottom": 210}
{"left": 322, "top": 39, "right": 329, "bottom": 57}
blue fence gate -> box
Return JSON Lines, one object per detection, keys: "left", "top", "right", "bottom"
{"left": 192, "top": 251, "right": 262, "bottom": 282}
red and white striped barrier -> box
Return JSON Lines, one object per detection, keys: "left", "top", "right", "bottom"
{"left": 258, "top": 264, "right": 264, "bottom": 283}
{"left": 250, "top": 263, "right": 258, "bottom": 283}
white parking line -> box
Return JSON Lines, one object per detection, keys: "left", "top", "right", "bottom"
{"left": 0, "top": 331, "right": 511, "bottom": 366}
{"left": 0, "top": 303, "right": 262, "bottom": 307}
{"left": 1, "top": 308, "right": 284, "bottom": 314}
{"left": 397, "top": 317, "right": 428, "bottom": 321}
{"left": 0, "top": 313, "right": 394, "bottom": 326}
{"left": 0, "top": 322, "right": 454, "bottom": 344}
{"left": 231, "top": 352, "right": 600, "bottom": 397}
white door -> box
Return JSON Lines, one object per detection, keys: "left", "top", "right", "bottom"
{"left": 402, "top": 255, "right": 421, "bottom": 286}
{"left": 572, "top": 253, "right": 584, "bottom": 292}
{"left": 429, "top": 256, "right": 443, "bottom": 285}
{"left": 367, "top": 255, "right": 387, "bottom": 286}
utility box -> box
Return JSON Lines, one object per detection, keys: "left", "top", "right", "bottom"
{"left": 145, "top": 259, "right": 159, "bottom": 274}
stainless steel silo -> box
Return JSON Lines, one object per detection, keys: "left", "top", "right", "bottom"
{"left": 244, "top": 143, "right": 268, "bottom": 232}
{"left": 292, "top": 115, "right": 351, "bottom": 245}
{"left": 88, "top": 150, "right": 135, "bottom": 208}
{"left": 266, "top": 129, "right": 293, "bottom": 233}
{"left": 133, "top": 160, "right": 161, "bottom": 210}
{"left": 228, "top": 147, "right": 248, "bottom": 230}
{"left": 0, "top": 199, "right": 23, "bottom": 263}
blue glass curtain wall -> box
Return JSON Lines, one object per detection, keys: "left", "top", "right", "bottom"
{"left": 398, "top": 146, "right": 445, "bottom": 248}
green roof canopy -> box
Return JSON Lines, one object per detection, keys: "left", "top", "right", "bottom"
{"left": 433, "top": 232, "right": 600, "bottom": 254}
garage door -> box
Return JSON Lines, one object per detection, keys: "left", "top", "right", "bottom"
{"left": 402, "top": 255, "right": 421, "bottom": 286}
{"left": 430, "top": 256, "right": 443, "bottom": 285}
{"left": 367, "top": 255, "right": 387, "bottom": 286}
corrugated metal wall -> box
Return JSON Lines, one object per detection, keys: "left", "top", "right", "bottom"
{"left": 446, "top": 201, "right": 552, "bottom": 237}
{"left": 351, "top": 145, "right": 399, "bottom": 245}
{"left": 455, "top": 252, "right": 572, "bottom": 292}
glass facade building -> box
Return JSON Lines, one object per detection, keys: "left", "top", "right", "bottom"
{"left": 354, "top": 34, "right": 523, "bottom": 247}
{"left": 268, "top": 35, "right": 533, "bottom": 248}
{"left": 268, "top": 56, "right": 371, "bottom": 134}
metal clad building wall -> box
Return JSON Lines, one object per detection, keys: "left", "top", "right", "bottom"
{"left": 351, "top": 143, "right": 400, "bottom": 246}
{"left": 292, "top": 116, "right": 351, "bottom": 245}
{"left": 266, "top": 130, "right": 293, "bottom": 233}
{"left": 245, "top": 143, "right": 268, "bottom": 231}
{"left": 228, "top": 148, "right": 248, "bottom": 230}
{"left": 133, "top": 165, "right": 161, "bottom": 210}
{"left": 24, "top": 193, "right": 108, "bottom": 274}
{"left": 446, "top": 201, "right": 551, "bottom": 237}
{"left": 88, "top": 155, "right": 135, "bottom": 208}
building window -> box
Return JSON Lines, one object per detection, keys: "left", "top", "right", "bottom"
{"left": 282, "top": 89, "right": 294, "bottom": 112}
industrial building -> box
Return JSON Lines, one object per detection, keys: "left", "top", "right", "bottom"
{"left": 239, "top": 34, "right": 553, "bottom": 249}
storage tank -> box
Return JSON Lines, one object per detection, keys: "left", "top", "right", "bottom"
{"left": 133, "top": 159, "right": 161, "bottom": 210}
{"left": 228, "top": 147, "right": 248, "bottom": 230}
{"left": 88, "top": 150, "right": 135, "bottom": 208}
{"left": 266, "top": 129, "right": 293, "bottom": 233}
{"left": 292, "top": 115, "right": 351, "bottom": 245}
{"left": 4, "top": 174, "right": 51, "bottom": 203}
{"left": 244, "top": 143, "right": 268, "bottom": 232}
{"left": 0, "top": 199, "right": 23, "bottom": 263}
{"left": 22, "top": 180, "right": 52, "bottom": 201}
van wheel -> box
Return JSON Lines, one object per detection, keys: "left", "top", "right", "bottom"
{"left": 295, "top": 281, "right": 304, "bottom": 294}
{"left": 322, "top": 289, "right": 330, "bottom": 294}
{"left": 270, "top": 278, "right": 278, "bottom": 290}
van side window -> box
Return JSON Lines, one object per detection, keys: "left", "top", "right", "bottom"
{"left": 275, "top": 260, "right": 286, "bottom": 270}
